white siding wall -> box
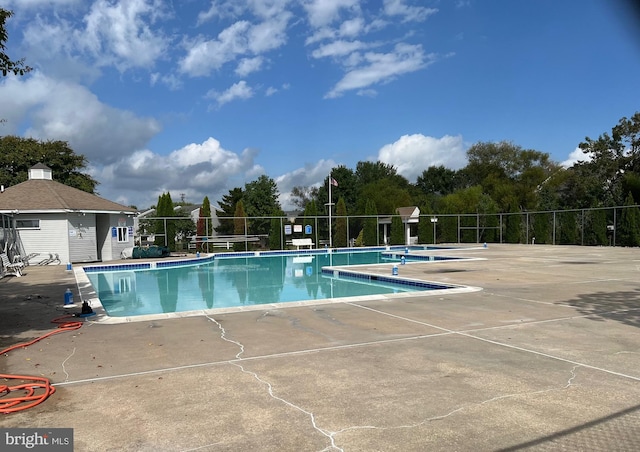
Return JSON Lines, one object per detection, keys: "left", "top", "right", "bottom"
{"left": 17, "top": 214, "right": 70, "bottom": 264}
{"left": 17, "top": 212, "right": 135, "bottom": 264}
{"left": 68, "top": 214, "right": 98, "bottom": 263}
{"left": 102, "top": 214, "right": 134, "bottom": 261}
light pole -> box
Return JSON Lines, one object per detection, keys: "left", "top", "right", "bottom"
{"left": 430, "top": 217, "right": 438, "bottom": 245}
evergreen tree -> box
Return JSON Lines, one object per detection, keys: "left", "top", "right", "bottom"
{"left": 558, "top": 210, "right": 578, "bottom": 245}
{"left": 233, "top": 200, "right": 247, "bottom": 251}
{"left": 197, "top": 196, "right": 212, "bottom": 251}
{"left": 532, "top": 212, "right": 552, "bottom": 244}
{"left": 583, "top": 209, "right": 608, "bottom": 246}
{"left": 617, "top": 194, "right": 640, "bottom": 247}
{"left": 390, "top": 215, "right": 405, "bottom": 245}
{"left": 334, "top": 197, "right": 348, "bottom": 247}
{"left": 154, "top": 192, "right": 176, "bottom": 250}
{"left": 418, "top": 205, "right": 434, "bottom": 245}
{"left": 269, "top": 215, "right": 283, "bottom": 250}
{"left": 215, "top": 187, "right": 243, "bottom": 235}
{"left": 504, "top": 211, "right": 522, "bottom": 244}
{"left": 363, "top": 199, "right": 378, "bottom": 246}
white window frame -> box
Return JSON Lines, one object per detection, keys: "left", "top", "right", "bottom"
{"left": 116, "top": 226, "right": 129, "bottom": 243}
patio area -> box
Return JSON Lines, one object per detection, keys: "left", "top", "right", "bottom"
{"left": 1, "top": 244, "right": 639, "bottom": 451}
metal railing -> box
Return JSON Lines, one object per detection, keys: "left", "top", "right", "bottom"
{"left": 0, "top": 213, "right": 25, "bottom": 264}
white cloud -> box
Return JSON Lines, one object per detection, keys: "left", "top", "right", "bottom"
{"left": 19, "top": 0, "right": 171, "bottom": 74}
{"left": 265, "top": 83, "right": 290, "bottom": 96}
{"left": 91, "top": 139, "right": 264, "bottom": 209}
{"left": 150, "top": 72, "right": 183, "bottom": 90}
{"left": 275, "top": 159, "right": 338, "bottom": 210}
{"left": 378, "top": 134, "right": 467, "bottom": 181}
{"left": 80, "top": 0, "right": 170, "bottom": 71}
{"left": 0, "top": 72, "right": 160, "bottom": 164}
{"left": 180, "top": 21, "right": 251, "bottom": 76}
{"left": 180, "top": 11, "right": 290, "bottom": 77}
{"left": 3, "top": 0, "right": 81, "bottom": 9}
{"left": 561, "top": 146, "right": 593, "bottom": 168}
{"left": 236, "top": 56, "right": 265, "bottom": 76}
{"left": 311, "top": 39, "right": 370, "bottom": 59}
{"left": 325, "top": 43, "right": 434, "bottom": 98}
{"left": 248, "top": 13, "right": 292, "bottom": 53}
{"left": 206, "top": 80, "right": 255, "bottom": 107}
{"left": 383, "top": 0, "right": 438, "bottom": 22}
{"left": 302, "top": 0, "right": 361, "bottom": 28}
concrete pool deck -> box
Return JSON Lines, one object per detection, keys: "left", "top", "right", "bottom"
{"left": 1, "top": 244, "right": 639, "bottom": 451}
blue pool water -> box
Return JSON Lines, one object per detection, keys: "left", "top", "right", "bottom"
{"left": 85, "top": 250, "right": 458, "bottom": 317}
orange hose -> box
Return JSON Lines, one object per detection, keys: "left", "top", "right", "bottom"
{"left": 1, "top": 315, "right": 83, "bottom": 414}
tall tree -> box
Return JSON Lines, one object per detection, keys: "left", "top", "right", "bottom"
{"left": 196, "top": 196, "right": 212, "bottom": 251}
{"left": 334, "top": 196, "right": 348, "bottom": 247}
{"left": 154, "top": 192, "right": 176, "bottom": 250}
{"left": 0, "top": 136, "right": 98, "bottom": 192}
{"left": 233, "top": 200, "right": 247, "bottom": 251}
{"left": 416, "top": 165, "right": 460, "bottom": 196}
{"left": 390, "top": 215, "right": 405, "bottom": 245}
{"left": 243, "top": 175, "right": 281, "bottom": 235}
{"left": 358, "top": 179, "right": 412, "bottom": 215}
{"left": 363, "top": 199, "right": 378, "bottom": 246}
{"left": 290, "top": 185, "right": 319, "bottom": 210}
{"left": 617, "top": 193, "right": 640, "bottom": 247}
{"left": 464, "top": 141, "right": 558, "bottom": 212}
{"left": 215, "top": 187, "right": 243, "bottom": 235}
{"left": 574, "top": 112, "right": 640, "bottom": 207}
{"left": 316, "top": 166, "right": 357, "bottom": 219}
{"left": 1, "top": 9, "right": 31, "bottom": 77}
{"left": 269, "top": 208, "right": 284, "bottom": 251}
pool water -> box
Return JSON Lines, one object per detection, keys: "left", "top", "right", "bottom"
{"left": 86, "top": 251, "right": 448, "bottom": 317}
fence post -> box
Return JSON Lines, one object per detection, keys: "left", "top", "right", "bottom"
{"left": 613, "top": 208, "right": 617, "bottom": 247}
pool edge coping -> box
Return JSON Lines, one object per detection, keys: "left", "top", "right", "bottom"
{"left": 75, "top": 247, "right": 486, "bottom": 324}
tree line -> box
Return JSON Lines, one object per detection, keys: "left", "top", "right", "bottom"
{"left": 1, "top": 112, "right": 639, "bottom": 249}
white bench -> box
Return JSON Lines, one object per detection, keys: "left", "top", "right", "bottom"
{"left": 291, "top": 238, "right": 314, "bottom": 249}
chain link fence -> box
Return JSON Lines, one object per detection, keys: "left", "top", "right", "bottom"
{"left": 135, "top": 204, "right": 640, "bottom": 252}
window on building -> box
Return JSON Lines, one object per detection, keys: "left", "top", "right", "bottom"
{"left": 16, "top": 219, "right": 40, "bottom": 229}
{"left": 117, "top": 226, "right": 128, "bottom": 243}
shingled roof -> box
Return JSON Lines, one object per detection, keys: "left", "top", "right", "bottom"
{"left": 0, "top": 165, "right": 135, "bottom": 214}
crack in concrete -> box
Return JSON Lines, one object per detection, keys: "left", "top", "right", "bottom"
{"left": 205, "top": 314, "right": 343, "bottom": 452}
{"left": 329, "top": 365, "right": 581, "bottom": 440}
{"left": 199, "top": 313, "right": 583, "bottom": 452}
{"left": 61, "top": 347, "right": 76, "bottom": 382}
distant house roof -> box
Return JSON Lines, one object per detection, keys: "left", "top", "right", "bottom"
{"left": 376, "top": 207, "right": 421, "bottom": 225}
{"left": 396, "top": 206, "right": 420, "bottom": 223}
{"left": 0, "top": 164, "right": 135, "bottom": 214}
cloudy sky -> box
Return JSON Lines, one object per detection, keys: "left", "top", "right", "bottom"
{"left": 1, "top": 0, "right": 639, "bottom": 210}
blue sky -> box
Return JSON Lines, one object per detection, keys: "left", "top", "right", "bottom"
{"left": 1, "top": 0, "right": 639, "bottom": 210}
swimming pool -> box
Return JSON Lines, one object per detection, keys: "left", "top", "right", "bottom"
{"left": 82, "top": 249, "right": 473, "bottom": 319}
